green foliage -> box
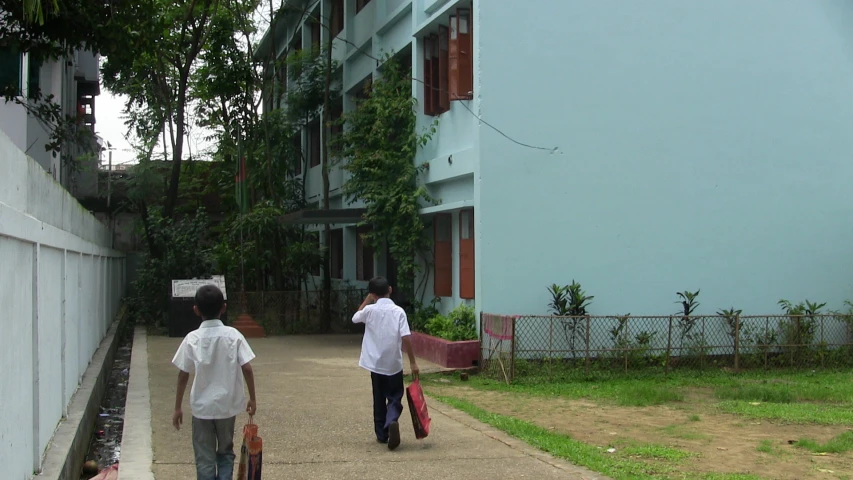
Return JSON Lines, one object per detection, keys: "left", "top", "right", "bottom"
{"left": 547, "top": 281, "right": 593, "bottom": 358}
{"left": 676, "top": 289, "right": 701, "bottom": 345}
{"left": 410, "top": 298, "right": 440, "bottom": 332}
{"left": 778, "top": 299, "right": 825, "bottom": 363}
{"left": 338, "top": 54, "right": 437, "bottom": 297}
{"left": 128, "top": 209, "right": 215, "bottom": 325}
{"left": 284, "top": 47, "right": 340, "bottom": 125}
{"left": 423, "top": 304, "right": 477, "bottom": 341}
{"left": 795, "top": 431, "right": 853, "bottom": 454}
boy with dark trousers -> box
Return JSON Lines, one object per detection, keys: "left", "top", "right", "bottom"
{"left": 353, "top": 276, "right": 420, "bottom": 450}
{"left": 171, "top": 284, "right": 258, "bottom": 480}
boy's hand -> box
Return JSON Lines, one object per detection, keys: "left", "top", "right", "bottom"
{"left": 246, "top": 399, "right": 256, "bottom": 416}
{"left": 172, "top": 409, "right": 183, "bottom": 430}
{"left": 365, "top": 293, "right": 376, "bottom": 303}
{"left": 411, "top": 362, "right": 420, "bottom": 377}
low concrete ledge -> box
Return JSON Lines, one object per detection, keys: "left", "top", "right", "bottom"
{"left": 405, "top": 331, "right": 479, "bottom": 369}
{"left": 117, "top": 327, "right": 154, "bottom": 479}
{"left": 36, "top": 306, "right": 128, "bottom": 480}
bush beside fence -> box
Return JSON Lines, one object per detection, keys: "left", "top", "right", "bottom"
{"left": 229, "top": 289, "right": 367, "bottom": 334}
{"left": 480, "top": 313, "right": 853, "bottom": 383}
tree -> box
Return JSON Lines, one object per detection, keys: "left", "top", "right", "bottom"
{"left": 337, "top": 55, "right": 436, "bottom": 300}
{"left": 22, "top": 0, "right": 58, "bottom": 25}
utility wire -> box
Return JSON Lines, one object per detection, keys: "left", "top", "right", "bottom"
{"left": 275, "top": 10, "right": 559, "bottom": 153}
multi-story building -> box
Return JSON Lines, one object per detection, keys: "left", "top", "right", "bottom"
{"left": 0, "top": 44, "right": 101, "bottom": 196}
{"left": 258, "top": 0, "right": 853, "bottom": 320}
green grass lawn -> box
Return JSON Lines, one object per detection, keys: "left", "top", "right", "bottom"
{"left": 427, "top": 369, "right": 853, "bottom": 423}
{"left": 425, "top": 369, "right": 853, "bottom": 480}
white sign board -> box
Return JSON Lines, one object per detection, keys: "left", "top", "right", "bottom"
{"left": 171, "top": 275, "right": 228, "bottom": 299}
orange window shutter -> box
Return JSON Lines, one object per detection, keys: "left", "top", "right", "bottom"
{"left": 438, "top": 25, "right": 450, "bottom": 112}
{"left": 429, "top": 34, "right": 441, "bottom": 115}
{"left": 459, "top": 210, "right": 475, "bottom": 299}
{"left": 434, "top": 214, "right": 452, "bottom": 297}
{"left": 455, "top": 8, "right": 473, "bottom": 100}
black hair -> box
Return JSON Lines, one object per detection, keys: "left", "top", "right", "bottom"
{"left": 195, "top": 284, "right": 225, "bottom": 319}
{"left": 368, "top": 276, "right": 391, "bottom": 297}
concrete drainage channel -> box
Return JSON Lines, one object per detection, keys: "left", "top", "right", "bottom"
{"left": 36, "top": 307, "right": 155, "bottom": 480}
{"left": 79, "top": 328, "right": 133, "bottom": 479}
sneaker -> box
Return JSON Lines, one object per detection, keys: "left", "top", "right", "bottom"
{"left": 387, "top": 421, "right": 400, "bottom": 450}
{"left": 376, "top": 437, "right": 388, "bottom": 444}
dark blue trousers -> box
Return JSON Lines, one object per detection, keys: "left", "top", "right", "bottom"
{"left": 370, "top": 370, "right": 404, "bottom": 442}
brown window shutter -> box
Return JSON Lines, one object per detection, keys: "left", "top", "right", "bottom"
{"left": 459, "top": 209, "right": 475, "bottom": 299}
{"left": 438, "top": 25, "right": 450, "bottom": 113}
{"left": 449, "top": 9, "right": 473, "bottom": 100}
{"left": 429, "top": 34, "right": 441, "bottom": 115}
{"left": 356, "top": 0, "right": 372, "bottom": 14}
{"left": 331, "top": 0, "right": 344, "bottom": 38}
{"left": 434, "top": 214, "right": 452, "bottom": 297}
{"left": 423, "top": 36, "right": 435, "bottom": 116}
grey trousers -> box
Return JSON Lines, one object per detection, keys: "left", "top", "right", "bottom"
{"left": 192, "top": 416, "right": 236, "bottom": 480}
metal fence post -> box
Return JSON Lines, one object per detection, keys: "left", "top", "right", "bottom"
{"left": 624, "top": 316, "right": 629, "bottom": 373}
{"left": 665, "top": 316, "right": 672, "bottom": 376}
{"left": 548, "top": 316, "right": 553, "bottom": 382}
{"left": 585, "top": 316, "right": 591, "bottom": 376}
{"left": 734, "top": 313, "right": 740, "bottom": 372}
{"left": 478, "top": 311, "right": 483, "bottom": 372}
{"left": 510, "top": 316, "right": 517, "bottom": 383}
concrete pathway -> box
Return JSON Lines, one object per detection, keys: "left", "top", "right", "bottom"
{"left": 143, "top": 334, "right": 605, "bottom": 479}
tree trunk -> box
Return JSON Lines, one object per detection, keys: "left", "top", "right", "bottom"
{"left": 163, "top": 75, "right": 189, "bottom": 220}
{"left": 320, "top": 1, "right": 335, "bottom": 332}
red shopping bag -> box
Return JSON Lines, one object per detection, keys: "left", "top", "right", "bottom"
{"left": 237, "top": 417, "right": 263, "bottom": 480}
{"left": 406, "top": 376, "right": 431, "bottom": 439}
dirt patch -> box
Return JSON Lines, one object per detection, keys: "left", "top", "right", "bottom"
{"left": 427, "top": 384, "right": 853, "bottom": 479}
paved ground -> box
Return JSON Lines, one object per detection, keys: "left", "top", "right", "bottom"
{"left": 146, "top": 334, "right": 605, "bottom": 479}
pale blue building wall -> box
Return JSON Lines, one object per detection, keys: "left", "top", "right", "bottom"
{"left": 476, "top": 0, "right": 853, "bottom": 318}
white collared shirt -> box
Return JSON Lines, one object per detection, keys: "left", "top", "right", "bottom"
{"left": 171, "top": 319, "right": 256, "bottom": 419}
{"left": 352, "top": 298, "right": 411, "bottom": 375}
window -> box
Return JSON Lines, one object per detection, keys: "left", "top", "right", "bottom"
{"left": 459, "top": 209, "right": 474, "bottom": 299}
{"left": 27, "top": 55, "right": 41, "bottom": 99}
{"left": 449, "top": 8, "right": 473, "bottom": 100}
{"left": 330, "top": 229, "right": 344, "bottom": 279}
{"left": 356, "top": 0, "right": 372, "bottom": 13}
{"left": 423, "top": 8, "right": 474, "bottom": 115}
{"left": 330, "top": 0, "right": 344, "bottom": 38}
{"left": 356, "top": 226, "right": 374, "bottom": 281}
{"left": 434, "top": 214, "right": 452, "bottom": 297}
{"left": 309, "top": 122, "right": 321, "bottom": 167}
{"left": 0, "top": 45, "right": 22, "bottom": 95}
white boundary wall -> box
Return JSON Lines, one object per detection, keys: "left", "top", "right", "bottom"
{"left": 0, "top": 131, "right": 125, "bottom": 479}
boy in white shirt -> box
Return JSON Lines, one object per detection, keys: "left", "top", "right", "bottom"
{"left": 352, "top": 276, "right": 420, "bottom": 450}
{"left": 171, "top": 284, "right": 257, "bottom": 480}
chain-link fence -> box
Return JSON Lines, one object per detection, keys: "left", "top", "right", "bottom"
{"left": 480, "top": 313, "right": 853, "bottom": 383}
{"left": 228, "top": 289, "right": 368, "bottom": 334}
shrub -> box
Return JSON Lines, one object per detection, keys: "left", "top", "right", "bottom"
{"left": 423, "top": 304, "right": 477, "bottom": 341}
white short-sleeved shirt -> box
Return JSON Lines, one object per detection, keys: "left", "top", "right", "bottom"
{"left": 352, "top": 298, "right": 411, "bottom": 376}
{"left": 171, "top": 320, "right": 256, "bottom": 419}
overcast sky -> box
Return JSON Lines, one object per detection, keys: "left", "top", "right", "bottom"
{"left": 95, "top": 3, "right": 276, "bottom": 168}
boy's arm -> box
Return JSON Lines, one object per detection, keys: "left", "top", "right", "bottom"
{"left": 242, "top": 363, "right": 257, "bottom": 416}
{"left": 352, "top": 293, "right": 376, "bottom": 323}
{"left": 172, "top": 371, "right": 190, "bottom": 430}
{"left": 402, "top": 335, "right": 419, "bottom": 376}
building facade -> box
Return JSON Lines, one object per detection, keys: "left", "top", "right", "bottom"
{"left": 260, "top": 0, "right": 853, "bottom": 321}
{"left": 0, "top": 44, "right": 101, "bottom": 196}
